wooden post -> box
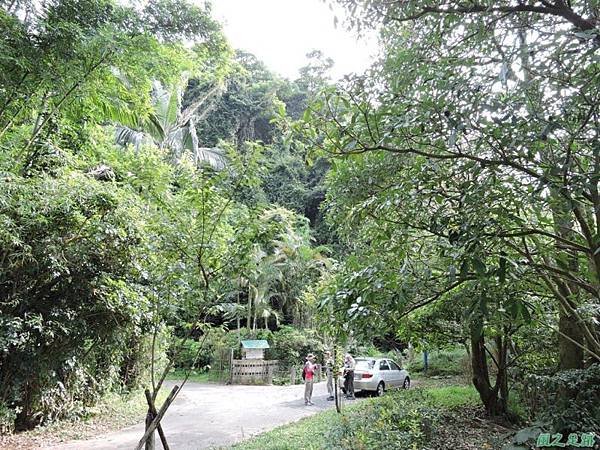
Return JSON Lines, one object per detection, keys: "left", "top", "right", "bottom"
{"left": 219, "top": 349, "right": 223, "bottom": 382}
{"left": 145, "top": 389, "right": 170, "bottom": 450}
{"left": 229, "top": 348, "right": 234, "bottom": 384}
{"left": 144, "top": 408, "right": 155, "bottom": 450}
{"left": 135, "top": 385, "right": 179, "bottom": 450}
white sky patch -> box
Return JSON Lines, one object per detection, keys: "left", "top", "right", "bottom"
{"left": 209, "top": 0, "right": 378, "bottom": 80}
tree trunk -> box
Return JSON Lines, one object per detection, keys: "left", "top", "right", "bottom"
{"left": 246, "top": 285, "right": 252, "bottom": 330}
{"left": 558, "top": 305, "right": 584, "bottom": 370}
{"left": 236, "top": 284, "right": 241, "bottom": 345}
{"left": 495, "top": 335, "right": 510, "bottom": 414}
{"left": 470, "top": 332, "right": 507, "bottom": 417}
{"left": 144, "top": 408, "right": 155, "bottom": 450}
{"left": 550, "top": 185, "right": 585, "bottom": 371}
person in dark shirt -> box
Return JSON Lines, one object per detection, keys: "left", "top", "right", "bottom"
{"left": 343, "top": 354, "right": 356, "bottom": 400}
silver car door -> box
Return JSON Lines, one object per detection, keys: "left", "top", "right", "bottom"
{"left": 386, "top": 360, "right": 400, "bottom": 387}
{"left": 378, "top": 359, "right": 391, "bottom": 385}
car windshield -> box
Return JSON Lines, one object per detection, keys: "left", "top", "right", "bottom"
{"left": 355, "top": 359, "right": 375, "bottom": 370}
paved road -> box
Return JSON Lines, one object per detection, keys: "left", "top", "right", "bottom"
{"left": 45, "top": 381, "right": 343, "bottom": 450}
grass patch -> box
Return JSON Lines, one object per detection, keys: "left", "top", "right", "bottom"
{"left": 165, "top": 368, "right": 210, "bottom": 383}
{"left": 231, "top": 380, "right": 479, "bottom": 450}
{"left": 420, "top": 385, "right": 479, "bottom": 409}
{"left": 165, "top": 368, "right": 232, "bottom": 383}
{"left": 231, "top": 406, "right": 344, "bottom": 450}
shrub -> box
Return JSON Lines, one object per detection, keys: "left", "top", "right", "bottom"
{"left": 168, "top": 328, "right": 274, "bottom": 371}
{"left": 168, "top": 326, "right": 327, "bottom": 384}
{"left": 326, "top": 390, "right": 439, "bottom": 449}
{"left": 0, "top": 173, "right": 155, "bottom": 429}
{"left": 519, "top": 363, "right": 600, "bottom": 433}
{"left": 232, "top": 389, "right": 440, "bottom": 450}
{"left": 119, "top": 329, "right": 170, "bottom": 390}
{"left": 269, "top": 325, "right": 324, "bottom": 367}
{"left": 168, "top": 338, "right": 214, "bottom": 371}
{"left": 0, "top": 403, "right": 16, "bottom": 435}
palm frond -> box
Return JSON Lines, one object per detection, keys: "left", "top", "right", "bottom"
{"left": 152, "top": 81, "right": 180, "bottom": 135}
{"left": 114, "top": 126, "right": 147, "bottom": 151}
{"left": 99, "top": 98, "right": 141, "bottom": 129}
{"left": 144, "top": 112, "right": 166, "bottom": 143}
{"left": 111, "top": 78, "right": 228, "bottom": 170}
{"left": 196, "top": 146, "right": 227, "bottom": 170}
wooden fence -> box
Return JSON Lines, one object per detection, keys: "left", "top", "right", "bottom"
{"left": 230, "top": 359, "right": 279, "bottom": 384}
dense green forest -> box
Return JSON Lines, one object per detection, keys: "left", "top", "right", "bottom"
{"left": 0, "top": 0, "right": 333, "bottom": 432}
{"left": 1, "top": 0, "right": 599, "bottom": 449}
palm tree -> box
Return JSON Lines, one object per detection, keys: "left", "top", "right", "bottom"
{"left": 271, "top": 231, "right": 332, "bottom": 327}
{"left": 257, "top": 304, "right": 280, "bottom": 330}
{"left": 114, "top": 77, "right": 227, "bottom": 169}
{"left": 214, "top": 300, "right": 247, "bottom": 344}
{"left": 246, "top": 245, "right": 283, "bottom": 333}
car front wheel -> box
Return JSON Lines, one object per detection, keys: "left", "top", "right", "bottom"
{"left": 403, "top": 377, "right": 410, "bottom": 389}
{"left": 376, "top": 381, "right": 385, "bottom": 397}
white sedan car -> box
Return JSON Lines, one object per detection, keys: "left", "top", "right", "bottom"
{"left": 340, "top": 357, "right": 410, "bottom": 396}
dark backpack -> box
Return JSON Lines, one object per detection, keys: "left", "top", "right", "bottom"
{"left": 301, "top": 363, "right": 307, "bottom": 380}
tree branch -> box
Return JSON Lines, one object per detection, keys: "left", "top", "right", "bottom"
{"left": 387, "top": 2, "right": 596, "bottom": 32}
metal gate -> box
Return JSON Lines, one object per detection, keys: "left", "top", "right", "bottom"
{"left": 208, "top": 347, "right": 233, "bottom": 383}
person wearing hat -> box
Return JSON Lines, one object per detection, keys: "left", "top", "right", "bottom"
{"left": 303, "top": 353, "right": 318, "bottom": 405}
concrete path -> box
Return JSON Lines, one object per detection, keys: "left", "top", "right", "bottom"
{"left": 45, "top": 381, "right": 343, "bottom": 450}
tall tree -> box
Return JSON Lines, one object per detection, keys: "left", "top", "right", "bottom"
{"left": 306, "top": 0, "right": 600, "bottom": 416}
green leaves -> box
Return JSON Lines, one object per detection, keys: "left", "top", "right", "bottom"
{"left": 473, "top": 258, "right": 487, "bottom": 277}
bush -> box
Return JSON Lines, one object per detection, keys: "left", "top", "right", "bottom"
{"left": 167, "top": 327, "right": 326, "bottom": 384}
{"left": 168, "top": 338, "right": 214, "bottom": 371}
{"left": 232, "top": 389, "right": 440, "bottom": 450}
{"left": 0, "top": 172, "right": 156, "bottom": 429}
{"left": 519, "top": 363, "right": 600, "bottom": 433}
{"left": 119, "top": 329, "right": 170, "bottom": 390}
{"left": 168, "top": 328, "right": 275, "bottom": 371}
{"left": 0, "top": 403, "right": 16, "bottom": 435}
{"left": 269, "top": 326, "right": 324, "bottom": 367}
{"left": 351, "top": 344, "right": 403, "bottom": 362}
{"left": 326, "top": 391, "right": 439, "bottom": 449}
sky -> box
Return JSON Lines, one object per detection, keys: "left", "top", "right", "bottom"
{"left": 209, "top": 0, "right": 378, "bottom": 81}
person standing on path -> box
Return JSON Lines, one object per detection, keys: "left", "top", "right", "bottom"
{"left": 343, "top": 354, "right": 356, "bottom": 400}
{"left": 324, "top": 350, "right": 334, "bottom": 401}
{"left": 303, "top": 353, "right": 317, "bottom": 405}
